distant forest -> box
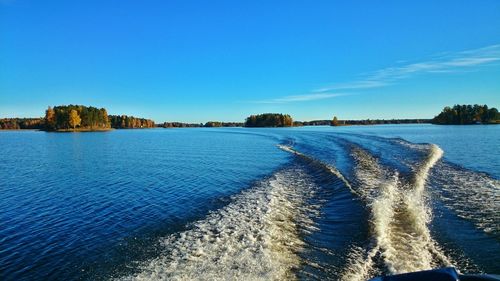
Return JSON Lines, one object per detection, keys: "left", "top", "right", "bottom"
{"left": 161, "top": 122, "right": 202, "bottom": 128}
{"left": 108, "top": 115, "right": 155, "bottom": 129}
{"left": 432, "top": 104, "right": 499, "bottom": 125}
{"left": 204, "top": 121, "right": 244, "bottom": 127}
{"left": 293, "top": 118, "right": 432, "bottom": 126}
{"left": 160, "top": 121, "right": 243, "bottom": 128}
{"left": 245, "top": 113, "right": 293, "bottom": 127}
{"left": 0, "top": 118, "right": 44, "bottom": 130}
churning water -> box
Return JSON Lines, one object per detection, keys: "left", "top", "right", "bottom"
{"left": 1, "top": 125, "right": 499, "bottom": 280}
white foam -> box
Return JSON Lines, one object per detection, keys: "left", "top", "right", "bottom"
{"left": 341, "top": 145, "right": 452, "bottom": 280}
{"left": 119, "top": 167, "right": 320, "bottom": 281}
{"left": 277, "top": 144, "right": 303, "bottom": 156}
{"left": 410, "top": 144, "right": 444, "bottom": 196}
{"left": 431, "top": 161, "right": 500, "bottom": 236}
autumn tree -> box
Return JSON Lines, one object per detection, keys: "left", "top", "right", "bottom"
{"left": 99, "top": 108, "right": 110, "bottom": 128}
{"left": 331, "top": 116, "right": 339, "bottom": 126}
{"left": 45, "top": 106, "right": 56, "bottom": 130}
{"left": 68, "top": 109, "right": 81, "bottom": 130}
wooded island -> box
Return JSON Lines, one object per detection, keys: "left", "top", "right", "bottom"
{"left": 244, "top": 113, "right": 293, "bottom": 127}
{"left": 43, "top": 105, "right": 156, "bottom": 131}
{"left": 432, "top": 104, "right": 499, "bottom": 125}
{"left": 0, "top": 105, "right": 155, "bottom": 131}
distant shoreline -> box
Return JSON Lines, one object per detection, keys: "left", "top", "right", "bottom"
{"left": 2, "top": 122, "right": 499, "bottom": 132}
{"left": 2, "top": 103, "right": 498, "bottom": 130}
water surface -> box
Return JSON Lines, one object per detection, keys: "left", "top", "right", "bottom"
{"left": 1, "top": 125, "right": 498, "bottom": 280}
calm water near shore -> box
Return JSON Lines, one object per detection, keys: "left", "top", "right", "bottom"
{"left": 1, "top": 124, "right": 499, "bottom": 280}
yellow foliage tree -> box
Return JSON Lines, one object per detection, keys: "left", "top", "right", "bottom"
{"left": 331, "top": 116, "right": 339, "bottom": 126}
{"left": 69, "top": 109, "right": 81, "bottom": 130}
{"left": 45, "top": 106, "right": 55, "bottom": 129}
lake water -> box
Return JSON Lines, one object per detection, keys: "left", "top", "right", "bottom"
{"left": 1, "top": 124, "right": 499, "bottom": 280}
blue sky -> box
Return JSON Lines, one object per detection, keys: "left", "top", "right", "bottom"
{"left": 1, "top": 0, "right": 499, "bottom": 122}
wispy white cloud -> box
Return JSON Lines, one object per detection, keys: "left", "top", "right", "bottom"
{"left": 253, "top": 44, "right": 500, "bottom": 104}
{"left": 313, "top": 80, "right": 388, "bottom": 92}
{"left": 316, "top": 44, "right": 500, "bottom": 92}
{"left": 253, "top": 93, "right": 350, "bottom": 104}
{"left": 442, "top": 57, "right": 500, "bottom": 67}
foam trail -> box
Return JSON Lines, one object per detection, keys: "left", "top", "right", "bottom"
{"left": 430, "top": 162, "right": 500, "bottom": 236}
{"left": 410, "top": 144, "right": 444, "bottom": 196}
{"left": 340, "top": 147, "right": 400, "bottom": 280}
{"left": 397, "top": 144, "right": 451, "bottom": 270}
{"left": 341, "top": 144, "right": 452, "bottom": 280}
{"left": 277, "top": 144, "right": 357, "bottom": 195}
{"left": 118, "top": 166, "right": 320, "bottom": 281}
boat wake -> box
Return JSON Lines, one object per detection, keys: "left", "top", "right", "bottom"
{"left": 340, "top": 144, "right": 453, "bottom": 280}
{"left": 118, "top": 139, "right": 497, "bottom": 280}
{"left": 278, "top": 142, "right": 453, "bottom": 279}
{"left": 119, "top": 165, "right": 321, "bottom": 281}
{"left": 430, "top": 163, "right": 500, "bottom": 237}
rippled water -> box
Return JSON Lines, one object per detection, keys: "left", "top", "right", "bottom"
{"left": 1, "top": 125, "right": 499, "bottom": 280}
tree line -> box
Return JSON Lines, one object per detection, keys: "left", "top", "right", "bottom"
{"left": 162, "top": 122, "right": 203, "bottom": 128}
{"left": 108, "top": 115, "right": 155, "bottom": 129}
{"left": 244, "top": 113, "right": 293, "bottom": 127}
{"left": 432, "top": 104, "right": 499, "bottom": 125}
{"left": 291, "top": 118, "right": 431, "bottom": 126}
{"left": 161, "top": 121, "right": 244, "bottom": 128}
{"left": 0, "top": 118, "right": 44, "bottom": 130}
{"left": 204, "top": 121, "right": 244, "bottom": 127}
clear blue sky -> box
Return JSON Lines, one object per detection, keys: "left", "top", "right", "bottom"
{"left": 1, "top": 0, "right": 499, "bottom": 122}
